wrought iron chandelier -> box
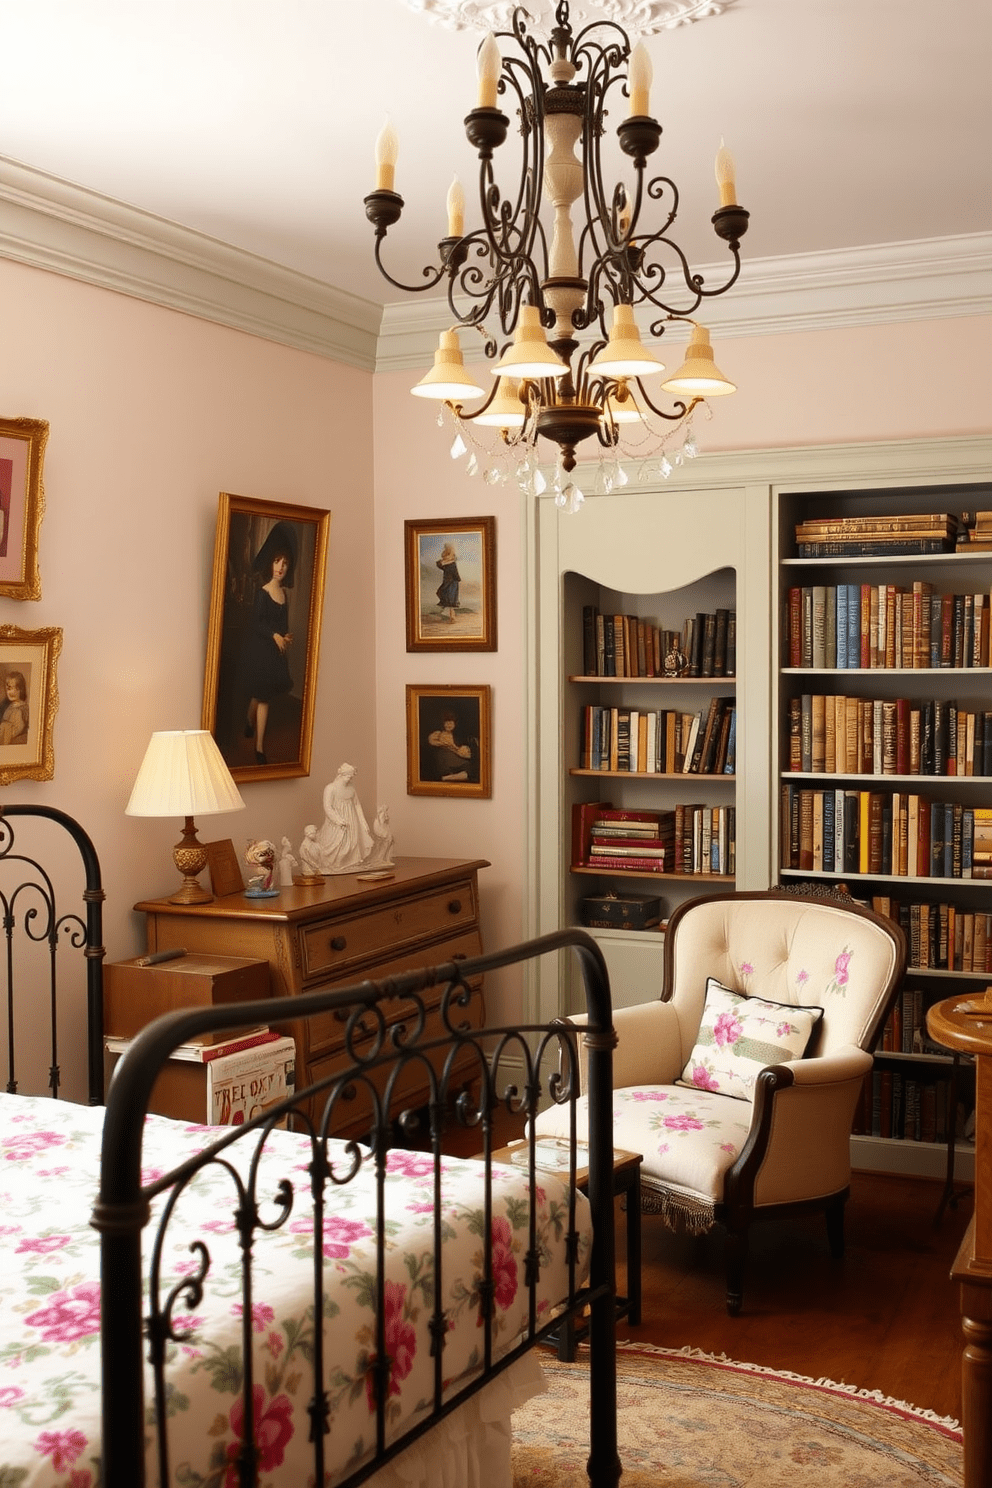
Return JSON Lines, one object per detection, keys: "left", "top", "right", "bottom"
{"left": 364, "top": 1, "right": 749, "bottom": 509}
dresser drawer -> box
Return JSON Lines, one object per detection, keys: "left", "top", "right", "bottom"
{"left": 304, "top": 990, "right": 484, "bottom": 1138}
{"left": 303, "top": 928, "right": 483, "bottom": 1059}
{"left": 300, "top": 878, "right": 479, "bottom": 981}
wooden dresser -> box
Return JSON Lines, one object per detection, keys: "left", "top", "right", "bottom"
{"left": 135, "top": 856, "right": 489, "bottom": 1133}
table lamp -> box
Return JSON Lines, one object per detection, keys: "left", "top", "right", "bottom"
{"left": 125, "top": 730, "right": 246, "bottom": 904}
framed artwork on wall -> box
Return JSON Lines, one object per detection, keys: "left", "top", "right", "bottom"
{"left": 0, "top": 624, "right": 62, "bottom": 785}
{"left": 404, "top": 516, "right": 496, "bottom": 652}
{"left": 202, "top": 493, "right": 330, "bottom": 783}
{"left": 0, "top": 417, "right": 48, "bottom": 602}
{"left": 406, "top": 684, "right": 492, "bottom": 798}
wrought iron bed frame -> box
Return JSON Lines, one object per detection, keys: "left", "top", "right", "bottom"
{"left": 2, "top": 805, "right": 621, "bottom": 1488}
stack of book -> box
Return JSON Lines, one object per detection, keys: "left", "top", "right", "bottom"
{"left": 957, "top": 511, "right": 992, "bottom": 552}
{"left": 585, "top": 808, "right": 676, "bottom": 873}
{"left": 580, "top": 606, "right": 736, "bottom": 678}
{"left": 572, "top": 801, "right": 735, "bottom": 876}
{"left": 793, "top": 512, "right": 958, "bottom": 557}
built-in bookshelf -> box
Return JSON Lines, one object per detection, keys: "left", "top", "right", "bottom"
{"left": 775, "top": 476, "right": 992, "bottom": 1179}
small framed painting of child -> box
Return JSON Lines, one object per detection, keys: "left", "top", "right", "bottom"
{"left": 406, "top": 684, "right": 492, "bottom": 798}
{"left": 404, "top": 516, "right": 496, "bottom": 652}
{"left": 0, "top": 417, "right": 48, "bottom": 602}
{"left": 0, "top": 625, "right": 62, "bottom": 785}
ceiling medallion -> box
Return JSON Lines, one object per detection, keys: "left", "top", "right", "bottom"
{"left": 400, "top": 0, "right": 737, "bottom": 36}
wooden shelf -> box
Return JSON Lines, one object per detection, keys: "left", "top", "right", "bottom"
{"left": 571, "top": 865, "right": 734, "bottom": 881}
{"left": 568, "top": 674, "right": 735, "bottom": 685}
{"left": 570, "top": 768, "right": 735, "bottom": 780}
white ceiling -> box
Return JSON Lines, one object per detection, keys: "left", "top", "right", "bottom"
{"left": 0, "top": 0, "right": 988, "bottom": 321}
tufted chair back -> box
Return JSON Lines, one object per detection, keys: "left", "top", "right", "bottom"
{"left": 664, "top": 891, "right": 902, "bottom": 1065}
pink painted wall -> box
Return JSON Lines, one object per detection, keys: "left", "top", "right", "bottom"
{"left": 0, "top": 258, "right": 375, "bottom": 1094}
{"left": 372, "top": 313, "right": 991, "bottom": 1022}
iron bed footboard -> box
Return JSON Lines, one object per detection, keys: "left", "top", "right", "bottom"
{"left": 93, "top": 927, "right": 621, "bottom": 1488}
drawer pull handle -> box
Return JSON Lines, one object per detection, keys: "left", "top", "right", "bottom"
{"left": 330, "top": 935, "right": 347, "bottom": 952}
{"left": 452, "top": 953, "right": 467, "bottom": 961}
{"left": 447, "top": 899, "right": 462, "bottom": 915}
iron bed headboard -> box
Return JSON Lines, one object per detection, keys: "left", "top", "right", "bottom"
{"left": 0, "top": 804, "right": 106, "bottom": 1104}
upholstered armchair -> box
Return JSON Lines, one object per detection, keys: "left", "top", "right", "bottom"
{"left": 536, "top": 890, "right": 906, "bottom": 1314}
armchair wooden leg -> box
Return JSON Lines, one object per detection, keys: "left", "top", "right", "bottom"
{"left": 725, "top": 1227, "right": 748, "bottom": 1316}
{"left": 825, "top": 1194, "right": 846, "bottom": 1259}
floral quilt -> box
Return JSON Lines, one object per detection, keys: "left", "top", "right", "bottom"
{"left": 0, "top": 1093, "right": 591, "bottom": 1487}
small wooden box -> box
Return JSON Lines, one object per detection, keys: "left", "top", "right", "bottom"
{"left": 579, "top": 893, "right": 662, "bottom": 930}
{"left": 104, "top": 953, "right": 272, "bottom": 1042}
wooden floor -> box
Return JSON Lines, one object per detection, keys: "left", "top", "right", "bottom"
{"left": 614, "top": 1170, "right": 971, "bottom": 1423}
{"left": 437, "top": 1111, "right": 972, "bottom": 1423}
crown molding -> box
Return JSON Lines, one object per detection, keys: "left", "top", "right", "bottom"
{"left": 1, "top": 157, "right": 987, "bottom": 376}
{"left": 377, "top": 233, "right": 992, "bottom": 369}
{"left": 0, "top": 155, "right": 383, "bottom": 371}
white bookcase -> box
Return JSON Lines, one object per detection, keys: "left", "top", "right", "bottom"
{"left": 525, "top": 435, "right": 992, "bottom": 1182}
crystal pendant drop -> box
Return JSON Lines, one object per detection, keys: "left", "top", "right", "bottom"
{"left": 594, "top": 467, "right": 614, "bottom": 496}
{"left": 561, "top": 482, "right": 585, "bottom": 515}
{"left": 683, "top": 431, "right": 699, "bottom": 459}
{"left": 613, "top": 464, "right": 629, "bottom": 488}
{"left": 465, "top": 452, "right": 479, "bottom": 477}
{"left": 639, "top": 458, "right": 662, "bottom": 483}
{"left": 483, "top": 465, "right": 501, "bottom": 485}
{"left": 532, "top": 468, "right": 548, "bottom": 496}
{"left": 660, "top": 455, "right": 673, "bottom": 479}
{"left": 450, "top": 432, "right": 467, "bottom": 460}
{"left": 436, "top": 410, "right": 445, "bottom": 428}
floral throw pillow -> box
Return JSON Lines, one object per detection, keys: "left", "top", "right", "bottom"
{"left": 679, "top": 978, "right": 824, "bottom": 1101}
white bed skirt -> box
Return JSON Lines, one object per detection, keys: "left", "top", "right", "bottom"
{"left": 366, "top": 1352, "right": 548, "bottom": 1488}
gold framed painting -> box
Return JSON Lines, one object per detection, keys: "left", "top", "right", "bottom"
{"left": 0, "top": 625, "right": 62, "bottom": 785}
{"left": 0, "top": 417, "right": 48, "bottom": 601}
{"left": 406, "top": 684, "right": 492, "bottom": 798}
{"left": 404, "top": 516, "right": 496, "bottom": 651}
{"left": 202, "top": 493, "right": 330, "bottom": 783}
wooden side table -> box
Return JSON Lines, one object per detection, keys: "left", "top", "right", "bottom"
{"left": 927, "top": 993, "right": 992, "bottom": 1488}
{"left": 487, "top": 1140, "right": 642, "bottom": 1363}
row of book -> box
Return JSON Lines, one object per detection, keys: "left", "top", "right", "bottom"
{"left": 786, "top": 583, "right": 991, "bottom": 671}
{"left": 853, "top": 1066, "right": 970, "bottom": 1146}
{"left": 580, "top": 697, "right": 736, "bottom": 775}
{"left": 957, "top": 510, "right": 992, "bottom": 552}
{"left": 870, "top": 895, "right": 992, "bottom": 973}
{"left": 581, "top": 605, "right": 736, "bottom": 678}
{"left": 779, "top": 786, "right": 992, "bottom": 879}
{"left": 572, "top": 802, "right": 736, "bottom": 877}
{"left": 786, "top": 694, "right": 992, "bottom": 778}
{"left": 878, "top": 984, "right": 986, "bottom": 1053}
{"left": 794, "top": 510, "right": 959, "bottom": 558}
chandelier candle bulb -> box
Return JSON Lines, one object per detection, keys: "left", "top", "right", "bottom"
{"left": 374, "top": 119, "right": 398, "bottom": 192}
{"left": 446, "top": 177, "right": 465, "bottom": 237}
{"left": 476, "top": 32, "right": 501, "bottom": 109}
{"left": 628, "top": 43, "right": 653, "bottom": 116}
{"left": 715, "top": 140, "right": 737, "bottom": 207}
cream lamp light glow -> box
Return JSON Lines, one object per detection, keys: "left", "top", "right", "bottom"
{"left": 661, "top": 324, "right": 736, "bottom": 397}
{"left": 125, "top": 730, "right": 246, "bottom": 905}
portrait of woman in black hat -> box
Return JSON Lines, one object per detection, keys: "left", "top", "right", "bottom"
{"left": 243, "top": 520, "right": 297, "bottom": 764}
{"left": 203, "top": 493, "right": 329, "bottom": 781}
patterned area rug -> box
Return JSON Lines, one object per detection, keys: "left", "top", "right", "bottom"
{"left": 511, "top": 1344, "right": 963, "bottom": 1486}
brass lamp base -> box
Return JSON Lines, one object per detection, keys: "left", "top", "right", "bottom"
{"left": 168, "top": 815, "right": 213, "bottom": 905}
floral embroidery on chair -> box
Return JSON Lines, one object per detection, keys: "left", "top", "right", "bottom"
{"left": 823, "top": 946, "right": 854, "bottom": 998}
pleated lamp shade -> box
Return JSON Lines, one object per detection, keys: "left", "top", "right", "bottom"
{"left": 411, "top": 331, "right": 487, "bottom": 401}
{"left": 126, "top": 730, "right": 245, "bottom": 904}
{"left": 492, "top": 306, "right": 568, "bottom": 380}
{"left": 661, "top": 325, "right": 736, "bottom": 397}
{"left": 126, "top": 731, "right": 246, "bottom": 818}
{"left": 588, "top": 304, "right": 665, "bottom": 379}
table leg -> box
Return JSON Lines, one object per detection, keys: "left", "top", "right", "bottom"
{"left": 626, "top": 1169, "right": 641, "bottom": 1326}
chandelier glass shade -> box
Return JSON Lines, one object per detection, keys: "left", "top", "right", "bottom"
{"left": 366, "top": 0, "right": 749, "bottom": 507}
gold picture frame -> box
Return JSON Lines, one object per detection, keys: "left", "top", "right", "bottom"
{"left": 202, "top": 493, "right": 330, "bottom": 783}
{"left": 0, "top": 624, "right": 62, "bottom": 785}
{"left": 404, "top": 516, "right": 497, "bottom": 651}
{"left": 406, "top": 684, "right": 492, "bottom": 798}
{"left": 0, "top": 417, "right": 48, "bottom": 601}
